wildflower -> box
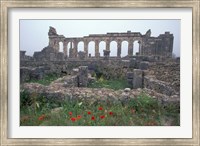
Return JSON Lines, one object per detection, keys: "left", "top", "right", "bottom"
{"left": 130, "top": 109, "right": 136, "bottom": 114}
{"left": 77, "top": 115, "right": 81, "bottom": 120}
{"left": 71, "top": 117, "right": 76, "bottom": 122}
{"left": 98, "top": 107, "right": 103, "bottom": 110}
{"left": 87, "top": 111, "right": 91, "bottom": 115}
{"left": 91, "top": 116, "right": 95, "bottom": 120}
{"left": 38, "top": 114, "right": 45, "bottom": 121}
{"left": 100, "top": 115, "right": 105, "bottom": 119}
{"left": 69, "top": 112, "right": 72, "bottom": 115}
{"left": 38, "top": 117, "right": 44, "bottom": 121}
{"left": 109, "top": 112, "right": 113, "bottom": 115}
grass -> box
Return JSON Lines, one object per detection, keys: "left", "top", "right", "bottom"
{"left": 88, "top": 77, "right": 131, "bottom": 90}
{"left": 22, "top": 73, "right": 179, "bottom": 126}
{"left": 20, "top": 91, "right": 180, "bottom": 126}
{"left": 27, "top": 73, "right": 59, "bottom": 85}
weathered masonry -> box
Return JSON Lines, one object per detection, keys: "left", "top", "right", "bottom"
{"left": 35, "top": 26, "right": 174, "bottom": 60}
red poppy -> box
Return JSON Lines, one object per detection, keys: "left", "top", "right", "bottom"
{"left": 38, "top": 114, "right": 45, "bottom": 121}
{"left": 87, "top": 111, "right": 91, "bottom": 115}
{"left": 109, "top": 112, "right": 113, "bottom": 115}
{"left": 100, "top": 115, "right": 105, "bottom": 119}
{"left": 69, "top": 112, "right": 72, "bottom": 115}
{"left": 71, "top": 117, "right": 76, "bottom": 122}
{"left": 77, "top": 115, "right": 81, "bottom": 120}
{"left": 98, "top": 107, "right": 103, "bottom": 110}
{"left": 91, "top": 116, "right": 95, "bottom": 120}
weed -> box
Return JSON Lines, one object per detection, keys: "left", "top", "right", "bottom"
{"left": 20, "top": 92, "right": 180, "bottom": 126}
{"left": 88, "top": 78, "right": 131, "bottom": 90}
{"left": 28, "top": 73, "right": 59, "bottom": 85}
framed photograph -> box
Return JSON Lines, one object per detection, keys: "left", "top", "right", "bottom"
{"left": 1, "top": 0, "right": 199, "bottom": 145}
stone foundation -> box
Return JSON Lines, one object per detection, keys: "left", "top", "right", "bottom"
{"left": 144, "top": 76, "right": 176, "bottom": 96}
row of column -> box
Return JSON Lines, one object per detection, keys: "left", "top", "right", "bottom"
{"left": 52, "top": 40, "right": 142, "bottom": 58}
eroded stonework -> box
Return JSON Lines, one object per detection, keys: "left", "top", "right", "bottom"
{"left": 32, "top": 26, "right": 174, "bottom": 61}
{"left": 20, "top": 26, "right": 179, "bottom": 104}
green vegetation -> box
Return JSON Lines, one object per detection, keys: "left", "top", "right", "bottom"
{"left": 20, "top": 91, "right": 180, "bottom": 126}
{"left": 28, "top": 73, "right": 59, "bottom": 85}
{"left": 88, "top": 77, "right": 131, "bottom": 90}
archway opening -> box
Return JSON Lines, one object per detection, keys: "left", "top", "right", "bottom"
{"left": 121, "top": 41, "right": 128, "bottom": 57}
{"left": 133, "top": 41, "right": 140, "bottom": 55}
{"left": 59, "top": 42, "right": 63, "bottom": 53}
{"left": 88, "top": 41, "right": 95, "bottom": 57}
{"left": 110, "top": 41, "right": 117, "bottom": 57}
{"left": 99, "top": 41, "right": 106, "bottom": 57}
{"left": 78, "top": 41, "right": 84, "bottom": 52}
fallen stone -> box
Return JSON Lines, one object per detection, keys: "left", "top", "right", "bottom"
{"left": 124, "top": 88, "right": 131, "bottom": 92}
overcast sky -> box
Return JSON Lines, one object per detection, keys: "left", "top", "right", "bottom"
{"left": 20, "top": 20, "right": 180, "bottom": 57}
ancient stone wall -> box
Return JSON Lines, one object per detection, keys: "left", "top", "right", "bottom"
{"left": 127, "top": 60, "right": 179, "bottom": 96}
{"left": 20, "top": 51, "right": 33, "bottom": 61}
{"left": 33, "top": 46, "right": 65, "bottom": 61}
{"left": 148, "top": 61, "right": 180, "bottom": 92}
{"left": 37, "top": 26, "right": 174, "bottom": 61}
{"left": 20, "top": 59, "right": 132, "bottom": 83}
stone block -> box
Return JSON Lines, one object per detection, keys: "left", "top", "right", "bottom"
{"left": 127, "top": 72, "right": 134, "bottom": 79}
{"left": 20, "top": 67, "right": 31, "bottom": 83}
{"left": 78, "top": 66, "right": 88, "bottom": 87}
{"left": 62, "top": 76, "right": 78, "bottom": 87}
{"left": 56, "top": 52, "right": 65, "bottom": 61}
{"left": 127, "top": 79, "right": 133, "bottom": 88}
{"left": 103, "top": 50, "right": 110, "bottom": 59}
{"left": 139, "top": 61, "right": 149, "bottom": 70}
{"left": 129, "top": 58, "right": 136, "bottom": 68}
{"left": 78, "top": 51, "right": 86, "bottom": 60}
{"left": 30, "top": 67, "right": 45, "bottom": 80}
{"left": 132, "top": 69, "right": 143, "bottom": 89}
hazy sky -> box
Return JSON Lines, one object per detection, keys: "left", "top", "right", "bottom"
{"left": 20, "top": 20, "right": 180, "bottom": 57}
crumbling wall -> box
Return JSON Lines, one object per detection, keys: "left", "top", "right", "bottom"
{"left": 148, "top": 61, "right": 180, "bottom": 92}
{"left": 20, "top": 59, "right": 132, "bottom": 83}
{"left": 33, "top": 46, "right": 65, "bottom": 61}
{"left": 144, "top": 76, "right": 176, "bottom": 96}
{"left": 127, "top": 60, "right": 179, "bottom": 96}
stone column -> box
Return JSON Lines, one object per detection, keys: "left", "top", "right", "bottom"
{"left": 55, "top": 41, "right": 59, "bottom": 52}
{"left": 63, "top": 41, "right": 68, "bottom": 57}
{"left": 106, "top": 40, "right": 110, "bottom": 51}
{"left": 128, "top": 40, "right": 133, "bottom": 56}
{"left": 117, "top": 41, "right": 121, "bottom": 58}
{"left": 69, "top": 41, "right": 74, "bottom": 58}
{"left": 74, "top": 41, "right": 78, "bottom": 58}
{"left": 132, "top": 69, "right": 143, "bottom": 89}
{"left": 95, "top": 40, "right": 100, "bottom": 57}
{"left": 78, "top": 66, "right": 88, "bottom": 87}
{"left": 70, "top": 41, "right": 73, "bottom": 49}
{"left": 103, "top": 50, "right": 110, "bottom": 60}
{"left": 84, "top": 41, "right": 88, "bottom": 58}
{"left": 138, "top": 41, "right": 141, "bottom": 55}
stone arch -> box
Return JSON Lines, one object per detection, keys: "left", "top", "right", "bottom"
{"left": 133, "top": 40, "right": 140, "bottom": 55}
{"left": 77, "top": 41, "right": 84, "bottom": 52}
{"left": 88, "top": 41, "right": 95, "bottom": 57}
{"left": 121, "top": 41, "right": 129, "bottom": 57}
{"left": 99, "top": 41, "right": 106, "bottom": 57}
{"left": 110, "top": 41, "right": 117, "bottom": 56}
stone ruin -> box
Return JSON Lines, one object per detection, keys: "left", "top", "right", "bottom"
{"left": 20, "top": 26, "right": 179, "bottom": 104}
{"left": 29, "top": 26, "right": 174, "bottom": 61}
